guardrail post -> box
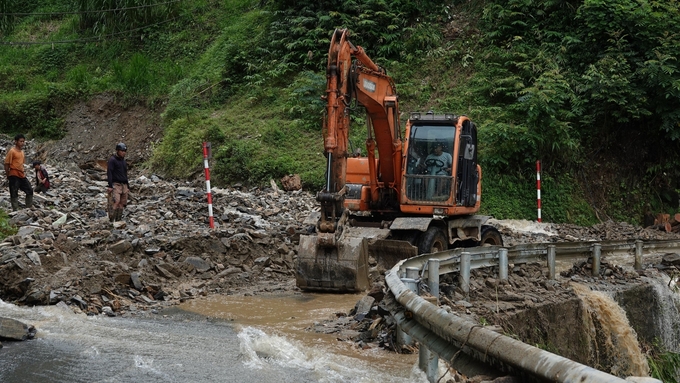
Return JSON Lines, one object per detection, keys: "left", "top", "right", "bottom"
{"left": 427, "top": 259, "right": 440, "bottom": 305}
{"left": 592, "top": 243, "right": 601, "bottom": 277}
{"left": 419, "top": 342, "right": 438, "bottom": 383}
{"left": 634, "top": 240, "right": 643, "bottom": 271}
{"left": 397, "top": 277, "right": 417, "bottom": 348}
{"left": 547, "top": 245, "right": 556, "bottom": 280}
{"left": 460, "top": 252, "right": 471, "bottom": 301}
{"left": 499, "top": 248, "right": 508, "bottom": 281}
{"left": 406, "top": 267, "right": 420, "bottom": 280}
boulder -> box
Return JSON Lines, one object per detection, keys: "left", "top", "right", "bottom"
{"left": 0, "top": 317, "right": 36, "bottom": 341}
{"left": 280, "top": 174, "right": 302, "bottom": 191}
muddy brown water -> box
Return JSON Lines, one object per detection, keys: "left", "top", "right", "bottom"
{"left": 180, "top": 293, "right": 420, "bottom": 376}
{"left": 0, "top": 295, "right": 426, "bottom": 383}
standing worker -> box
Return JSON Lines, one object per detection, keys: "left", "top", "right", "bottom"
{"left": 107, "top": 142, "right": 129, "bottom": 222}
{"left": 32, "top": 160, "right": 50, "bottom": 194}
{"left": 4, "top": 134, "right": 33, "bottom": 210}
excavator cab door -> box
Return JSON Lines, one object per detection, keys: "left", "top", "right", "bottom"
{"left": 456, "top": 120, "right": 478, "bottom": 207}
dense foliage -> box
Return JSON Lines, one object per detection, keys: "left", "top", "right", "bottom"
{"left": 477, "top": 0, "right": 680, "bottom": 167}
{"left": 1, "top": 0, "right": 680, "bottom": 224}
{"left": 473, "top": 0, "right": 680, "bottom": 221}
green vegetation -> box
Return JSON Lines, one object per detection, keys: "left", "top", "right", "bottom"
{"left": 1, "top": 0, "right": 680, "bottom": 224}
{"left": 648, "top": 341, "right": 680, "bottom": 383}
{"left": 0, "top": 210, "right": 17, "bottom": 239}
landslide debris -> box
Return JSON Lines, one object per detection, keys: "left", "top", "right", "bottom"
{"left": 0, "top": 137, "right": 318, "bottom": 317}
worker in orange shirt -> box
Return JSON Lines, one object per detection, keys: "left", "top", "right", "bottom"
{"left": 4, "top": 134, "right": 33, "bottom": 211}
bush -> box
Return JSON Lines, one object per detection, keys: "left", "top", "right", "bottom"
{"left": 112, "top": 53, "right": 151, "bottom": 96}
{"left": 0, "top": 209, "right": 17, "bottom": 239}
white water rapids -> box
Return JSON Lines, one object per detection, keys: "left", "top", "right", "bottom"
{"left": 0, "top": 297, "right": 428, "bottom": 383}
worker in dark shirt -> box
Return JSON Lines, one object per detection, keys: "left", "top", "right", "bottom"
{"left": 107, "top": 142, "right": 129, "bottom": 222}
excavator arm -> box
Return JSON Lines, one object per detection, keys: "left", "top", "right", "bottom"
{"left": 318, "top": 28, "right": 403, "bottom": 235}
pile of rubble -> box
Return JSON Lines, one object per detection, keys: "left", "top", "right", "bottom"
{"left": 0, "top": 139, "right": 318, "bottom": 316}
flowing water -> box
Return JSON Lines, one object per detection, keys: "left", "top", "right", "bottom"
{"left": 641, "top": 275, "right": 680, "bottom": 352}
{"left": 571, "top": 283, "right": 650, "bottom": 377}
{"left": 0, "top": 294, "right": 425, "bottom": 383}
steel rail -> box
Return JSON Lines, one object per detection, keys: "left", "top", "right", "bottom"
{"left": 384, "top": 238, "right": 680, "bottom": 382}
{"left": 396, "top": 239, "right": 680, "bottom": 277}
{"left": 385, "top": 262, "right": 631, "bottom": 383}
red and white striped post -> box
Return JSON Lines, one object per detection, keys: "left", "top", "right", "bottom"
{"left": 536, "top": 160, "right": 542, "bottom": 222}
{"left": 203, "top": 142, "right": 214, "bottom": 229}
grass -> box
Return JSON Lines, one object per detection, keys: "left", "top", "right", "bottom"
{"left": 648, "top": 345, "right": 680, "bottom": 383}
{"left": 0, "top": 0, "right": 672, "bottom": 224}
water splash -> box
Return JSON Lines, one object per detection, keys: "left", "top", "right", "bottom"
{"left": 237, "top": 325, "right": 428, "bottom": 383}
{"left": 641, "top": 274, "right": 680, "bottom": 352}
{"left": 572, "top": 283, "right": 650, "bottom": 377}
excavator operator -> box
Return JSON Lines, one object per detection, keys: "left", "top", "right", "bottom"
{"left": 425, "top": 142, "right": 452, "bottom": 175}
{"left": 425, "top": 142, "right": 453, "bottom": 200}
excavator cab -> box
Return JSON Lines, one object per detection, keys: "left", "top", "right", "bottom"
{"left": 404, "top": 113, "right": 458, "bottom": 204}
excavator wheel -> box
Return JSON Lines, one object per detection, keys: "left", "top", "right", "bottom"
{"left": 417, "top": 226, "right": 448, "bottom": 254}
{"left": 479, "top": 225, "right": 503, "bottom": 246}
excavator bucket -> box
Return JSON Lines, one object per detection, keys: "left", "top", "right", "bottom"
{"left": 367, "top": 239, "right": 418, "bottom": 271}
{"left": 296, "top": 234, "right": 370, "bottom": 292}
{"left": 296, "top": 227, "right": 418, "bottom": 292}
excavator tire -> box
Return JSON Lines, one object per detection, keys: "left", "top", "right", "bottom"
{"left": 417, "top": 226, "right": 448, "bottom": 255}
{"left": 479, "top": 225, "right": 503, "bottom": 246}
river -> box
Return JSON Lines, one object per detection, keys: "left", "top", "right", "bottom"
{"left": 0, "top": 293, "right": 426, "bottom": 383}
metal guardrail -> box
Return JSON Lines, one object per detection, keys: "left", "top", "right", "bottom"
{"left": 384, "top": 239, "right": 680, "bottom": 383}
{"left": 397, "top": 238, "right": 680, "bottom": 276}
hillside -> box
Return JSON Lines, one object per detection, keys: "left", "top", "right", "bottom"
{"left": 1, "top": 0, "right": 680, "bottom": 225}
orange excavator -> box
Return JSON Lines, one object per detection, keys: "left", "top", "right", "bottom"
{"left": 295, "top": 29, "right": 502, "bottom": 292}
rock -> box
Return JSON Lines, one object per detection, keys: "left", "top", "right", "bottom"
{"left": 71, "top": 295, "right": 88, "bottom": 310}
{"left": 367, "top": 283, "right": 385, "bottom": 302}
{"left": 1, "top": 251, "right": 20, "bottom": 263}
{"left": 215, "top": 267, "right": 240, "bottom": 279}
{"left": 353, "top": 296, "right": 375, "bottom": 318}
{"left": 155, "top": 264, "right": 176, "bottom": 279}
{"left": 115, "top": 273, "right": 131, "bottom": 285}
{"left": 254, "top": 256, "right": 271, "bottom": 267}
{"left": 130, "top": 272, "right": 143, "bottom": 290}
{"left": 49, "top": 290, "right": 61, "bottom": 304}
{"left": 109, "top": 240, "right": 132, "bottom": 255}
{"left": 12, "top": 258, "right": 26, "bottom": 270}
{"left": 26, "top": 251, "right": 41, "bottom": 266}
{"left": 16, "top": 226, "right": 41, "bottom": 238}
{"left": 184, "top": 257, "right": 211, "bottom": 272}
{"left": 661, "top": 253, "right": 680, "bottom": 266}
{"left": 281, "top": 174, "right": 302, "bottom": 191}
{"left": 0, "top": 317, "right": 37, "bottom": 340}
{"left": 25, "top": 289, "right": 45, "bottom": 304}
